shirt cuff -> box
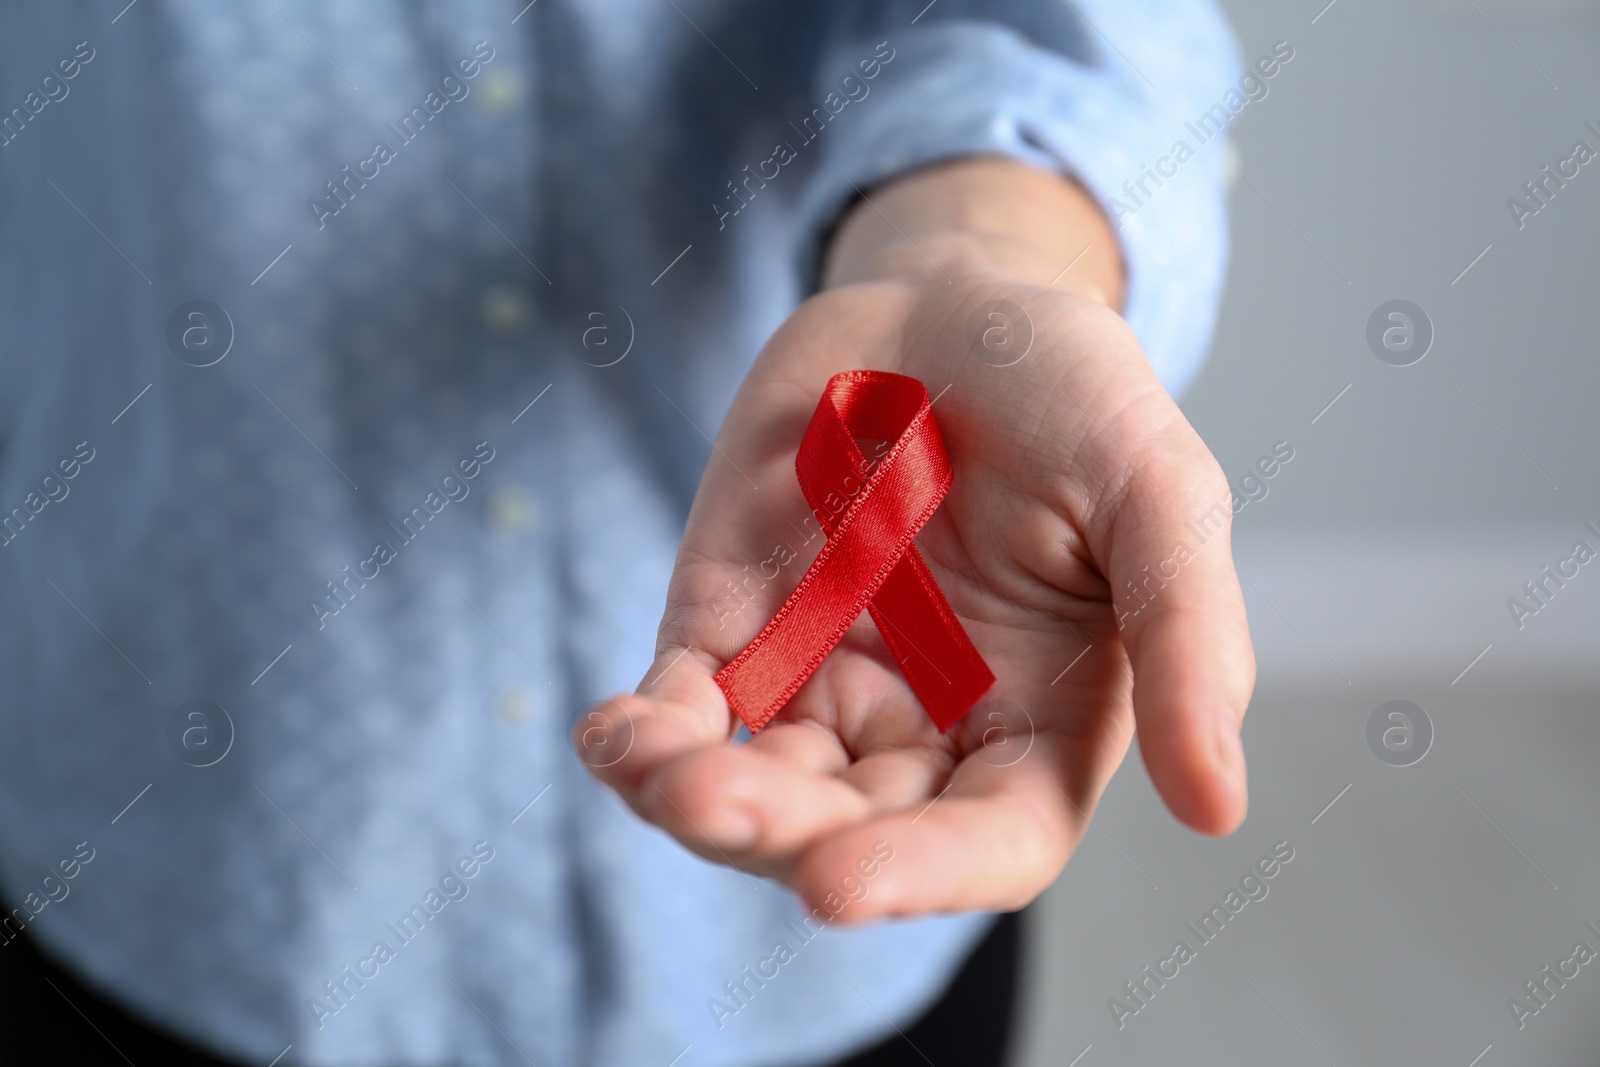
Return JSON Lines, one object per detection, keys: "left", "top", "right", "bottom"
{"left": 793, "top": 19, "right": 1238, "bottom": 398}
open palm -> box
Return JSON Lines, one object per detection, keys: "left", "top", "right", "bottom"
{"left": 577, "top": 267, "right": 1254, "bottom": 921}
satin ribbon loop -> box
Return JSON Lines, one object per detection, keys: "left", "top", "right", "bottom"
{"left": 714, "top": 370, "right": 995, "bottom": 733}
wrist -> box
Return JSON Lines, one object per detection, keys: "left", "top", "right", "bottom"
{"left": 820, "top": 156, "right": 1126, "bottom": 310}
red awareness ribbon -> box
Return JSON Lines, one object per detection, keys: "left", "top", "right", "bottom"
{"left": 714, "top": 370, "right": 994, "bottom": 733}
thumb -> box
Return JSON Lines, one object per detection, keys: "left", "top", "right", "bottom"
{"left": 1102, "top": 437, "right": 1255, "bottom": 835}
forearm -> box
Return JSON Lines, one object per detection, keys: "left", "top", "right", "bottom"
{"left": 819, "top": 156, "right": 1126, "bottom": 309}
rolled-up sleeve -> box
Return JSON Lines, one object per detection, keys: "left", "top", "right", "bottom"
{"left": 794, "top": 1, "right": 1243, "bottom": 397}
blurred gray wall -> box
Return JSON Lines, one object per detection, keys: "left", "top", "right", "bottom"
{"left": 1191, "top": 0, "right": 1600, "bottom": 685}
{"left": 1192, "top": 0, "right": 1599, "bottom": 528}
{"left": 1015, "top": 3, "right": 1600, "bottom": 1065}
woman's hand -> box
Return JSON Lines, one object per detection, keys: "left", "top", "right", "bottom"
{"left": 574, "top": 158, "right": 1254, "bottom": 921}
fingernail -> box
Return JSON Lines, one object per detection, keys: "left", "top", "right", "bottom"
{"left": 1214, "top": 715, "right": 1246, "bottom": 787}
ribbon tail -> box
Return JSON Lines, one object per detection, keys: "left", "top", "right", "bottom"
{"left": 867, "top": 548, "right": 994, "bottom": 731}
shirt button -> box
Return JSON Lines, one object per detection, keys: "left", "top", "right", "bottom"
{"left": 474, "top": 71, "right": 524, "bottom": 115}
{"left": 495, "top": 688, "right": 535, "bottom": 725}
{"left": 479, "top": 284, "right": 535, "bottom": 337}
{"left": 486, "top": 487, "right": 539, "bottom": 536}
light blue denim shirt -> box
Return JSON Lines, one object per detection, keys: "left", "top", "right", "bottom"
{"left": 0, "top": 2, "right": 1237, "bottom": 1064}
